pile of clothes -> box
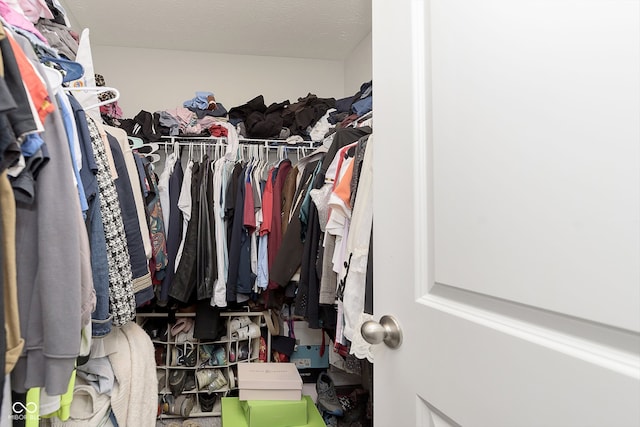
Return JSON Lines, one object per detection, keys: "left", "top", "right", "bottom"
{"left": 116, "top": 81, "right": 373, "bottom": 143}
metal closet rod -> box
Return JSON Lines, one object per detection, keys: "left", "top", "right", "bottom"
{"left": 161, "top": 136, "right": 321, "bottom": 148}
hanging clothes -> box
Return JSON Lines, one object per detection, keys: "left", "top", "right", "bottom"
{"left": 196, "top": 155, "right": 217, "bottom": 300}
{"left": 211, "top": 153, "right": 235, "bottom": 308}
{"left": 10, "top": 28, "right": 87, "bottom": 396}
{"left": 267, "top": 159, "right": 292, "bottom": 288}
{"left": 157, "top": 149, "right": 184, "bottom": 306}
{"left": 170, "top": 159, "right": 203, "bottom": 303}
{"left": 104, "top": 129, "right": 153, "bottom": 306}
{"left": 0, "top": 172, "right": 23, "bottom": 379}
{"left": 227, "top": 162, "right": 253, "bottom": 302}
{"left": 68, "top": 94, "right": 112, "bottom": 337}
{"left": 138, "top": 153, "right": 168, "bottom": 285}
{"left": 293, "top": 127, "right": 372, "bottom": 328}
{"left": 339, "top": 135, "right": 373, "bottom": 343}
{"left": 87, "top": 117, "right": 136, "bottom": 328}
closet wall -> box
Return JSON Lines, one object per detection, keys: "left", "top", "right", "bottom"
{"left": 91, "top": 37, "right": 372, "bottom": 118}
{"left": 344, "top": 32, "right": 372, "bottom": 95}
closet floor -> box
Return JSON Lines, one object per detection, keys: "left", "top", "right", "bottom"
{"left": 157, "top": 417, "right": 221, "bottom": 427}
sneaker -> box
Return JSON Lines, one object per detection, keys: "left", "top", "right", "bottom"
{"left": 199, "top": 345, "right": 227, "bottom": 367}
{"left": 168, "top": 369, "right": 187, "bottom": 396}
{"left": 228, "top": 316, "right": 252, "bottom": 333}
{"left": 198, "top": 393, "right": 217, "bottom": 412}
{"left": 154, "top": 345, "right": 166, "bottom": 365}
{"left": 171, "top": 318, "right": 194, "bottom": 342}
{"left": 170, "top": 346, "right": 183, "bottom": 366}
{"left": 184, "top": 373, "right": 196, "bottom": 391}
{"left": 196, "top": 369, "right": 227, "bottom": 392}
{"left": 160, "top": 394, "right": 173, "bottom": 415}
{"left": 207, "top": 369, "right": 228, "bottom": 392}
{"left": 237, "top": 341, "right": 249, "bottom": 361}
{"left": 196, "top": 369, "right": 215, "bottom": 390}
{"left": 322, "top": 411, "right": 339, "bottom": 427}
{"left": 231, "top": 322, "right": 261, "bottom": 340}
{"left": 182, "top": 342, "right": 197, "bottom": 367}
{"left": 171, "top": 395, "right": 194, "bottom": 417}
{"left": 316, "top": 372, "right": 344, "bottom": 416}
{"left": 212, "top": 346, "right": 227, "bottom": 365}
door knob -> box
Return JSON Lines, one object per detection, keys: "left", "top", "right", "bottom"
{"left": 361, "top": 315, "right": 403, "bottom": 349}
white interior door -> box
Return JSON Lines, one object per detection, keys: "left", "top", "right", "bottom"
{"left": 371, "top": 1, "right": 640, "bottom": 426}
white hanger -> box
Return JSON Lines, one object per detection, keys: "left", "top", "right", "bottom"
{"left": 173, "top": 141, "right": 180, "bottom": 159}
{"left": 41, "top": 65, "right": 63, "bottom": 89}
{"left": 63, "top": 86, "right": 120, "bottom": 109}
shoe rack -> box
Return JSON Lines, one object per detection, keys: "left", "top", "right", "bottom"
{"left": 138, "top": 310, "right": 271, "bottom": 420}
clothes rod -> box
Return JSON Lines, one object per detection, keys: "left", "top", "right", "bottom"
{"left": 160, "top": 136, "right": 321, "bottom": 148}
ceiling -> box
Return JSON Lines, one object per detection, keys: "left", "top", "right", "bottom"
{"left": 59, "top": 0, "right": 372, "bottom": 61}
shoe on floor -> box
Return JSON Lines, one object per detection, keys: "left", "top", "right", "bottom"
{"left": 316, "top": 372, "right": 344, "bottom": 416}
{"left": 322, "top": 411, "right": 339, "bottom": 427}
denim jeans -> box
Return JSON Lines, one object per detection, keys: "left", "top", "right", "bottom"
{"left": 87, "top": 194, "right": 112, "bottom": 337}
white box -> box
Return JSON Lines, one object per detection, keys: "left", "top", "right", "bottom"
{"left": 237, "top": 363, "right": 303, "bottom": 401}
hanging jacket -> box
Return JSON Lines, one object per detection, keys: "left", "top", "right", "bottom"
{"left": 170, "top": 161, "right": 203, "bottom": 303}
{"left": 196, "top": 156, "right": 217, "bottom": 300}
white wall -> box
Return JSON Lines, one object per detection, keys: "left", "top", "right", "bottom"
{"left": 344, "top": 32, "right": 372, "bottom": 97}
{"left": 91, "top": 45, "right": 345, "bottom": 118}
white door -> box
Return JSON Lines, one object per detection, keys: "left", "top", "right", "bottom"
{"left": 370, "top": 0, "right": 640, "bottom": 426}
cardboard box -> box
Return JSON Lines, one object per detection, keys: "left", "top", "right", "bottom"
{"left": 238, "top": 362, "right": 303, "bottom": 401}
{"left": 240, "top": 398, "right": 307, "bottom": 427}
{"left": 222, "top": 396, "right": 324, "bottom": 427}
{"left": 289, "top": 345, "right": 329, "bottom": 369}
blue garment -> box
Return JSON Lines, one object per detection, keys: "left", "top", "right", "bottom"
{"left": 40, "top": 56, "right": 84, "bottom": 83}
{"left": 134, "top": 153, "right": 148, "bottom": 198}
{"left": 134, "top": 286, "right": 154, "bottom": 307}
{"left": 237, "top": 167, "right": 255, "bottom": 293}
{"left": 226, "top": 164, "right": 256, "bottom": 300}
{"left": 351, "top": 95, "right": 372, "bottom": 117}
{"left": 68, "top": 95, "right": 98, "bottom": 193}
{"left": 257, "top": 178, "right": 268, "bottom": 289}
{"left": 159, "top": 160, "right": 184, "bottom": 304}
{"left": 56, "top": 93, "right": 88, "bottom": 213}
{"left": 20, "top": 133, "right": 44, "bottom": 157}
{"left": 68, "top": 95, "right": 111, "bottom": 337}
{"left": 106, "top": 133, "right": 150, "bottom": 286}
{"left": 257, "top": 234, "right": 269, "bottom": 289}
{"left": 183, "top": 91, "right": 214, "bottom": 110}
{"left": 158, "top": 111, "right": 181, "bottom": 136}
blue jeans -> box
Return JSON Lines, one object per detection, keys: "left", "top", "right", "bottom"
{"left": 87, "top": 194, "right": 112, "bottom": 336}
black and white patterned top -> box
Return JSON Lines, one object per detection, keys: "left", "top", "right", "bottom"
{"left": 87, "top": 117, "right": 136, "bottom": 326}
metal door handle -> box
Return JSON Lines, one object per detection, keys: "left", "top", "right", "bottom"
{"left": 361, "top": 315, "right": 403, "bottom": 349}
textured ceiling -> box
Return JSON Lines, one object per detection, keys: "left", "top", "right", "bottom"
{"left": 59, "top": 0, "right": 372, "bottom": 60}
